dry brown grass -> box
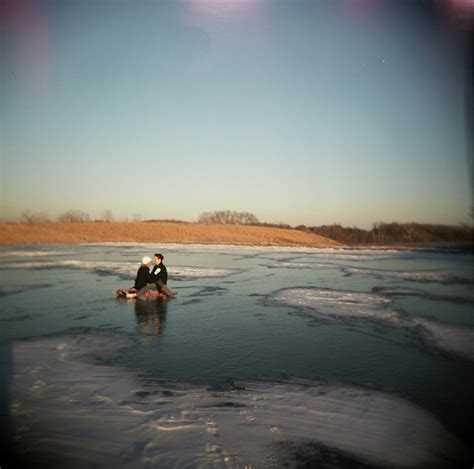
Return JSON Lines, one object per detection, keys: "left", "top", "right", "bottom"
{"left": 0, "top": 222, "right": 340, "bottom": 247}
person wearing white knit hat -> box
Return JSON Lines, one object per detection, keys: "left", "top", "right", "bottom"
{"left": 141, "top": 256, "right": 152, "bottom": 265}
{"left": 133, "top": 256, "right": 157, "bottom": 295}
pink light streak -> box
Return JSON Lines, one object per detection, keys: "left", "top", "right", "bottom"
{"left": 185, "top": 0, "right": 264, "bottom": 21}
{"left": 2, "top": 0, "right": 50, "bottom": 92}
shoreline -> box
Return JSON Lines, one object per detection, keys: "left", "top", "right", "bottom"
{"left": 6, "top": 218, "right": 471, "bottom": 247}
{"left": 345, "top": 243, "right": 474, "bottom": 254}
{"left": 1, "top": 222, "right": 472, "bottom": 253}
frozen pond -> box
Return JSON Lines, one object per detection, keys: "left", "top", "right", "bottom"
{"left": 1, "top": 244, "right": 473, "bottom": 467}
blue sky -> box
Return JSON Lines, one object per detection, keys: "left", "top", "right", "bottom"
{"left": 1, "top": 0, "right": 472, "bottom": 228}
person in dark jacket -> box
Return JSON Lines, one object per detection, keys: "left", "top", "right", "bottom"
{"left": 134, "top": 256, "right": 157, "bottom": 295}
{"left": 150, "top": 253, "right": 176, "bottom": 297}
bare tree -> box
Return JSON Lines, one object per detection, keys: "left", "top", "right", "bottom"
{"left": 100, "top": 209, "right": 114, "bottom": 222}
{"left": 57, "top": 209, "right": 90, "bottom": 223}
{"left": 20, "top": 210, "right": 50, "bottom": 223}
{"left": 198, "top": 210, "right": 259, "bottom": 225}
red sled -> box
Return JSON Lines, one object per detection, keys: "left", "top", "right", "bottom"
{"left": 114, "top": 289, "right": 164, "bottom": 299}
{"left": 141, "top": 291, "right": 165, "bottom": 298}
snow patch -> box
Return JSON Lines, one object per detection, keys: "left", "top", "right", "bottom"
{"left": 266, "top": 288, "right": 474, "bottom": 361}
{"left": 8, "top": 333, "right": 468, "bottom": 468}
{"left": 0, "top": 260, "right": 238, "bottom": 280}
{"left": 343, "top": 266, "right": 473, "bottom": 284}
{"left": 0, "top": 250, "right": 72, "bottom": 258}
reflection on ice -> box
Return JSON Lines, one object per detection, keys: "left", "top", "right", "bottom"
{"left": 266, "top": 288, "right": 474, "bottom": 361}
{"left": 8, "top": 333, "right": 469, "bottom": 468}
{"left": 132, "top": 297, "right": 168, "bottom": 343}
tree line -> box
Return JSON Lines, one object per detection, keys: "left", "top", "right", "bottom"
{"left": 15, "top": 210, "right": 474, "bottom": 244}
{"left": 19, "top": 209, "right": 261, "bottom": 225}
{"left": 197, "top": 212, "right": 473, "bottom": 243}
{"left": 197, "top": 210, "right": 259, "bottom": 225}
{"left": 20, "top": 209, "right": 112, "bottom": 223}
{"left": 295, "top": 222, "right": 473, "bottom": 244}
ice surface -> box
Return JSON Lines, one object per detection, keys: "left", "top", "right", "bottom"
{"left": 268, "top": 260, "right": 336, "bottom": 269}
{"left": 169, "top": 265, "right": 240, "bottom": 280}
{"left": 372, "top": 286, "right": 474, "bottom": 304}
{"left": 0, "top": 249, "right": 72, "bottom": 257}
{"left": 0, "top": 260, "right": 238, "bottom": 280}
{"left": 8, "top": 333, "right": 468, "bottom": 468}
{"left": 83, "top": 243, "right": 425, "bottom": 261}
{"left": 0, "top": 260, "right": 141, "bottom": 279}
{"left": 85, "top": 242, "right": 334, "bottom": 255}
{"left": 267, "top": 288, "right": 398, "bottom": 321}
{"left": 343, "top": 266, "right": 474, "bottom": 284}
{"left": 0, "top": 284, "right": 52, "bottom": 297}
{"left": 266, "top": 288, "right": 474, "bottom": 361}
{"left": 414, "top": 318, "right": 474, "bottom": 362}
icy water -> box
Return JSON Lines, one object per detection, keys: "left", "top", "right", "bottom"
{"left": 1, "top": 244, "right": 473, "bottom": 468}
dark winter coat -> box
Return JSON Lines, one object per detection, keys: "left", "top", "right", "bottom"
{"left": 151, "top": 263, "right": 168, "bottom": 284}
{"left": 134, "top": 265, "right": 153, "bottom": 290}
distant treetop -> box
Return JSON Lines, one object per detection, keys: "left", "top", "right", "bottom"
{"left": 198, "top": 210, "right": 259, "bottom": 225}
{"left": 57, "top": 209, "right": 90, "bottom": 223}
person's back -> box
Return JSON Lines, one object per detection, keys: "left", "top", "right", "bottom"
{"left": 134, "top": 257, "right": 153, "bottom": 290}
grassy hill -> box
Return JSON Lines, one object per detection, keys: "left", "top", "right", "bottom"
{"left": 0, "top": 221, "right": 341, "bottom": 247}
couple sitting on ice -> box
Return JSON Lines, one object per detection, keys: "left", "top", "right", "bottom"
{"left": 132, "top": 253, "right": 177, "bottom": 298}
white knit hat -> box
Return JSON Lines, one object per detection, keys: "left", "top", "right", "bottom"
{"left": 141, "top": 256, "right": 152, "bottom": 265}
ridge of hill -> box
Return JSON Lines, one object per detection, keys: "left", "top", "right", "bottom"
{"left": 0, "top": 222, "right": 341, "bottom": 247}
